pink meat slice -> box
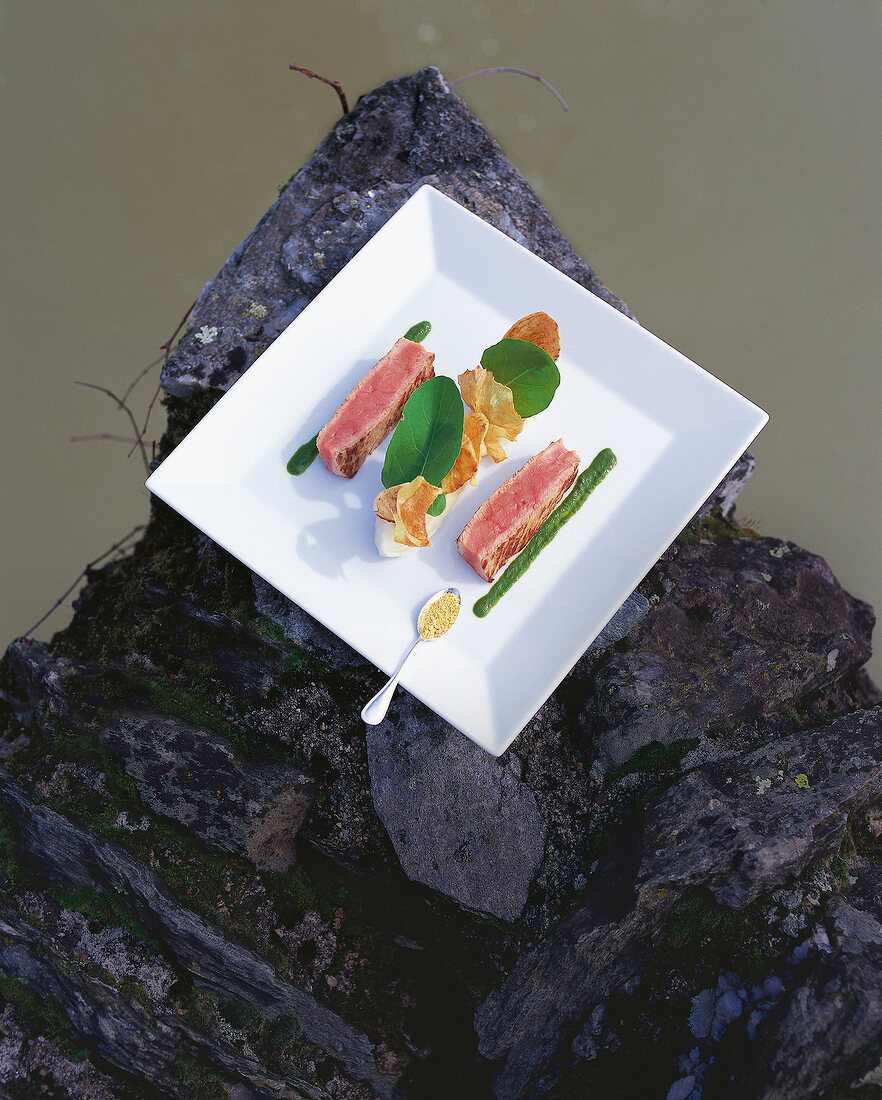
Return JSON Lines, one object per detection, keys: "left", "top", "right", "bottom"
{"left": 457, "top": 439, "right": 580, "bottom": 581}
{"left": 316, "top": 338, "right": 435, "bottom": 478}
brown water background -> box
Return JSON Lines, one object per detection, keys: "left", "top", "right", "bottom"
{"left": 2, "top": 1, "right": 880, "bottom": 685}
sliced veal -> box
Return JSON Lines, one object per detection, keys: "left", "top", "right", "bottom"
{"left": 316, "top": 338, "right": 435, "bottom": 478}
{"left": 456, "top": 439, "right": 580, "bottom": 581}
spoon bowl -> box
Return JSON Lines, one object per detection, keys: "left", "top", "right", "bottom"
{"left": 361, "top": 587, "right": 461, "bottom": 725}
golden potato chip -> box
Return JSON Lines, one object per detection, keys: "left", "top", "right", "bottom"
{"left": 503, "top": 311, "right": 561, "bottom": 361}
{"left": 442, "top": 412, "right": 488, "bottom": 494}
{"left": 457, "top": 365, "right": 525, "bottom": 462}
{"left": 374, "top": 476, "right": 441, "bottom": 547}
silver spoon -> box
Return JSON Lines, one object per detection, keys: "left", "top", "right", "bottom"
{"left": 361, "top": 587, "right": 461, "bottom": 725}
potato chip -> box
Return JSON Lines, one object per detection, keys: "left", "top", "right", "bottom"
{"left": 442, "top": 412, "right": 488, "bottom": 493}
{"left": 374, "top": 475, "right": 441, "bottom": 547}
{"left": 457, "top": 365, "right": 525, "bottom": 463}
{"left": 503, "top": 311, "right": 561, "bottom": 361}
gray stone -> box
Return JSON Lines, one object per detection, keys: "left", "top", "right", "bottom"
{"left": 640, "top": 707, "right": 882, "bottom": 907}
{"left": 475, "top": 707, "right": 882, "bottom": 1098}
{"left": 2, "top": 639, "right": 81, "bottom": 733}
{"left": 687, "top": 988, "right": 715, "bottom": 1039}
{"left": 707, "top": 899, "right": 882, "bottom": 1099}
{"left": 0, "top": 1001, "right": 121, "bottom": 1099}
{"left": 139, "top": 579, "right": 291, "bottom": 701}
{"left": 588, "top": 537, "right": 874, "bottom": 766}
{"left": 161, "top": 68, "right": 631, "bottom": 398}
{"left": 710, "top": 990, "right": 743, "bottom": 1040}
{"left": 0, "top": 765, "right": 396, "bottom": 1098}
{"left": 98, "top": 709, "right": 316, "bottom": 873}
{"left": 476, "top": 900, "right": 655, "bottom": 1097}
{"left": 666, "top": 1076, "right": 696, "bottom": 1100}
{"left": 55, "top": 907, "right": 177, "bottom": 1005}
{"left": 4, "top": 641, "right": 318, "bottom": 875}
{"left": 696, "top": 452, "right": 755, "bottom": 520}
{"left": 3, "top": 63, "right": 881, "bottom": 1100}
{"left": 366, "top": 696, "right": 547, "bottom": 921}
{"left": 585, "top": 593, "right": 650, "bottom": 656}
{"left": 0, "top": 901, "right": 326, "bottom": 1100}
{"left": 2, "top": 639, "right": 57, "bottom": 727}
{"left": 253, "top": 575, "right": 364, "bottom": 670}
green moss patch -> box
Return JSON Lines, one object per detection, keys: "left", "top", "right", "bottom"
{"left": 676, "top": 507, "right": 757, "bottom": 547}
{"left": 173, "top": 1054, "right": 227, "bottom": 1097}
{"left": 656, "top": 888, "right": 771, "bottom": 983}
{"left": 608, "top": 738, "right": 699, "bottom": 784}
{"left": 0, "top": 972, "right": 90, "bottom": 1063}
{"left": 52, "top": 883, "right": 158, "bottom": 948}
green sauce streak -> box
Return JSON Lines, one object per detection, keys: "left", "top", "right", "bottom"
{"left": 286, "top": 433, "right": 319, "bottom": 475}
{"left": 403, "top": 320, "right": 432, "bottom": 343}
{"left": 473, "top": 447, "right": 617, "bottom": 618}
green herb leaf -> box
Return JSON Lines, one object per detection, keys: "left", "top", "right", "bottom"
{"left": 286, "top": 433, "right": 318, "bottom": 475}
{"left": 427, "top": 492, "right": 446, "bottom": 517}
{"left": 381, "top": 377, "right": 464, "bottom": 499}
{"left": 480, "top": 337, "right": 560, "bottom": 417}
{"left": 403, "top": 320, "right": 432, "bottom": 343}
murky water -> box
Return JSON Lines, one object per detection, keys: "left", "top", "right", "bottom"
{"left": 2, "top": 0, "right": 880, "bottom": 683}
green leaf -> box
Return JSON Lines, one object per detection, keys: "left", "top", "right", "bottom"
{"left": 480, "top": 337, "right": 560, "bottom": 417}
{"left": 427, "top": 492, "right": 446, "bottom": 517}
{"left": 286, "top": 433, "right": 318, "bottom": 475}
{"left": 403, "top": 320, "right": 431, "bottom": 343}
{"left": 381, "top": 376, "right": 464, "bottom": 496}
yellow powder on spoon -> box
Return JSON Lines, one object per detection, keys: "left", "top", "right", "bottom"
{"left": 418, "top": 592, "right": 461, "bottom": 639}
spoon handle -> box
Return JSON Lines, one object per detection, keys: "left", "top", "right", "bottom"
{"left": 361, "top": 637, "right": 423, "bottom": 725}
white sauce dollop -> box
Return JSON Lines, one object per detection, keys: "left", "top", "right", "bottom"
{"left": 374, "top": 487, "right": 465, "bottom": 557}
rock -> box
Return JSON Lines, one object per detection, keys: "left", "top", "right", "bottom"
{"left": 585, "top": 593, "right": 650, "bottom": 655}
{"left": 2, "top": 639, "right": 57, "bottom": 727}
{"left": 160, "top": 67, "right": 630, "bottom": 398}
{"left": 3, "top": 639, "right": 81, "bottom": 733}
{"left": 640, "top": 706, "right": 882, "bottom": 907}
{"left": 697, "top": 452, "right": 755, "bottom": 520}
{"left": 0, "top": 1002, "right": 121, "bottom": 1099}
{"left": 687, "top": 988, "right": 715, "bottom": 1039}
{"left": 476, "top": 899, "right": 655, "bottom": 1098}
{"left": 140, "top": 580, "right": 291, "bottom": 701}
{"left": 366, "top": 696, "right": 547, "bottom": 921}
{"left": 710, "top": 989, "right": 743, "bottom": 1040}
{"left": 666, "top": 1076, "right": 696, "bottom": 1100}
{"left": 54, "top": 906, "right": 177, "bottom": 1005}
{"left": 97, "top": 709, "right": 316, "bottom": 873}
{"left": 475, "top": 707, "right": 882, "bottom": 1098}
{"left": 253, "top": 575, "right": 365, "bottom": 671}
{"left": 707, "top": 899, "right": 882, "bottom": 1099}
{"left": 587, "top": 537, "right": 874, "bottom": 766}
{"left": 0, "top": 765, "right": 396, "bottom": 1098}
{"left": 0, "top": 901, "right": 327, "bottom": 1099}
{"left": 0, "top": 935, "right": 182, "bottom": 1096}
{"left": 570, "top": 1002, "right": 606, "bottom": 1062}
{"left": 4, "top": 641, "right": 317, "bottom": 874}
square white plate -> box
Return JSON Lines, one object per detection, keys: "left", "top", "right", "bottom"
{"left": 146, "top": 185, "right": 767, "bottom": 757}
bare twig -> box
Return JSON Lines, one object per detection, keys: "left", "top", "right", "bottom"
{"left": 121, "top": 353, "right": 164, "bottom": 407}
{"left": 74, "top": 381, "right": 149, "bottom": 472}
{"left": 70, "top": 433, "right": 139, "bottom": 445}
{"left": 130, "top": 383, "right": 162, "bottom": 460}
{"left": 21, "top": 524, "right": 147, "bottom": 639}
{"left": 289, "top": 63, "right": 349, "bottom": 115}
{"left": 450, "top": 67, "right": 568, "bottom": 112}
{"left": 158, "top": 298, "right": 197, "bottom": 358}
{"left": 127, "top": 297, "right": 197, "bottom": 459}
